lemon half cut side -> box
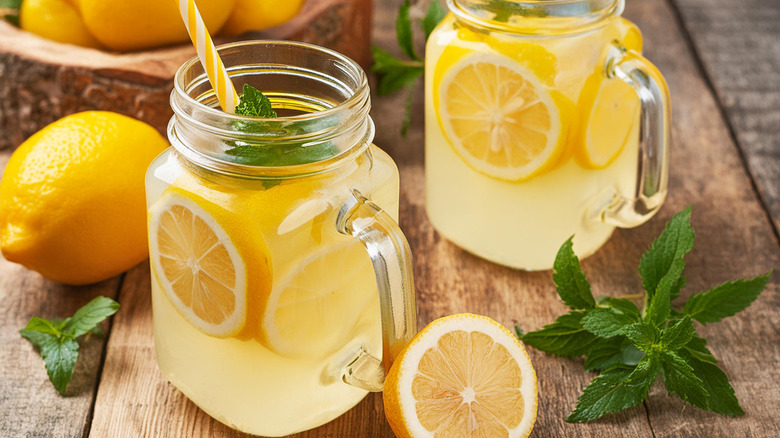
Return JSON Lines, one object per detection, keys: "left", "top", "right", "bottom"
{"left": 384, "top": 313, "right": 538, "bottom": 438}
{"left": 149, "top": 190, "right": 247, "bottom": 338}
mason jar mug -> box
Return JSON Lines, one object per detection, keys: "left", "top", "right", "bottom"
{"left": 425, "top": 0, "right": 671, "bottom": 270}
{"left": 146, "top": 41, "right": 416, "bottom": 437}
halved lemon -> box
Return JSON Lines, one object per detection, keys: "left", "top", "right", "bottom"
{"left": 384, "top": 313, "right": 538, "bottom": 438}
{"left": 262, "top": 241, "right": 377, "bottom": 357}
{"left": 149, "top": 189, "right": 263, "bottom": 337}
{"left": 434, "top": 51, "right": 568, "bottom": 181}
{"left": 575, "top": 71, "right": 641, "bottom": 169}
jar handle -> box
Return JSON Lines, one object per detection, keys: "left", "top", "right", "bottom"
{"left": 336, "top": 189, "right": 417, "bottom": 392}
{"left": 598, "top": 43, "right": 672, "bottom": 227}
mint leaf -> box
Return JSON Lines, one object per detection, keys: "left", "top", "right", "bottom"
{"left": 584, "top": 338, "right": 644, "bottom": 371}
{"left": 396, "top": 0, "right": 420, "bottom": 61}
{"left": 683, "top": 334, "right": 718, "bottom": 365}
{"left": 598, "top": 296, "right": 641, "bottom": 319}
{"left": 40, "top": 336, "right": 79, "bottom": 395}
{"left": 21, "top": 317, "right": 62, "bottom": 336}
{"left": 678, "top": 341, "right": 744, "bottom": 416}
{"left": 683, "top": 272, "right": 771, "bottom": 324}
{"left": 371, "top": 46, "right": 425, "bottom": 96}
{"left": 62, "top": 296, "right": 120, "bottom": 338}
{"left": 660, "top": 316, "right": 695, "bottom": 351}
{"left": 582, "top": 308, "right": 638, "bottom": 338}
{"left": 644, "top": 260, "right": 684, "bottom": 327}
{"left": 661, "top": 351, "right": 709, "bottom": 408}
{"left": 639, "top": 207, "right": 694, "bottom": 303}
{"left": 621, "top": 322, "right": 659, "bottom": 352}
{"left": 235, "top": 84, "right": 277, "bottom": 118}
{"left": 553, "top": 237, "right": 595, "bottom": 310}
{"left": 224, "top": 142, "right": 339, "bottom": 167}
{"left": 473, "top": 0, "right": 548, "bottom": 22}
{"left": 422, "top": 0, "right": 447, "bottom": 39}
{"left": 521, "top": 311, "right": 597, "bottom": 357}
{"left": 20, "top": 296, "right": 119, "bottom": 396}
{"left": 567, "top": 355, "right": 661, "bottom": 422}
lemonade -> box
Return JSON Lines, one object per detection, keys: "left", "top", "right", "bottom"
{"left": 147, "top": 147, "right": 398, "bottom": 436}
{"left": 425, "top": 1, "right": 670, "bottom": 270}
{"left": 147, "top": 41, "right": 416, "bottom": 436}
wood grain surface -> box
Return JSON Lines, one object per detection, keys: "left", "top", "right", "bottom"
{"left": 1, "top": 0, "right": 779, "bottom": 437}
{"left": 669, "top": 0, "right": 780, "bottom": 234}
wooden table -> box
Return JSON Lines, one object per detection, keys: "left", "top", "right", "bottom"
{"left": 2, "top": 0, "right": 779, "bottom": 436}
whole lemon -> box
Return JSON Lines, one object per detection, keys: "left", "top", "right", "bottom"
{"left": 0, "top": 112, "right": 168, "bottom": 285}
{"left": 79, "top": 0, "right": 235, "bottom": 51}
{"left": 220, "top": 0, "right": 304, "bottom": 36}
{"left": 20, "top": 0, "right": 103, "bottom": 49}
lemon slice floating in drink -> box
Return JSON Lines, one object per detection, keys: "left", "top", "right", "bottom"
{"left": 262, "top": 241, "right": 376, "bottom": 357}
{"left": 384, "top": 313, "right": 538, "bottom": 438}
{"left": 149, "top": 189, "right": 270, "bottom": 338}
{"left": 434, "top": 51, "right": 570, "bottom": 181}
{"left": 576, "top": 72, "right": 641, "bottom": 169}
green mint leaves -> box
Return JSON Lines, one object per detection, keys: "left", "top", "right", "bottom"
{"left": 20, "top": 296, "right": 119, "bottom": 395}
{"left": 0, "top": 0, "right": 21, "bottom": 26}
{"left": 518, "top": 208, "right": 771, "bottom": 422}
{"left": 235, "top": 84, "right": 277, "bottom": 119}
{"left": 371, "top": 0, "right": 445, "bottom": 135}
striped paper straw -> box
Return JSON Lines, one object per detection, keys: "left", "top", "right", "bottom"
{"left": 178, "top": 0, "right": 239, "bottom": 113}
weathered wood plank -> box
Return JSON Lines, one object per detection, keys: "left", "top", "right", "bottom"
{"left": 668, "top": 0, "right": 780, "bottom": 233}
{"left": 613, "top": 0, "right": 780, "bottom": 436}
{"left": 0, "top": 149, "right": 121, "bottom": 437}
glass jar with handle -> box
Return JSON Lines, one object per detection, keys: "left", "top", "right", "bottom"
{"left": 146, "top": 41, "right": 416, "bottom": 437}
{"left": 425, "top": 0, "right": 671, "bottom": 270}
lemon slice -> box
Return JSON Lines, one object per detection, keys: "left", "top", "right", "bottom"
{"left": 149, "top": 190, "right": 249, "bottom": 337}
{"left": 384, "top": 313, "right": 538, "bottom": 438}
{"left": 576, "top": 72, "right": 641, "bottom": 169}
{"left": 435, "top": 51, "right": 566, "bottom": 182}
{"left": 262, "top": 241, "right": 376, "bottom": 357}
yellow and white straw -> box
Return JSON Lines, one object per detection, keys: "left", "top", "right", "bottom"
{"left": 178, "top": 0, "right": 239, "bottom": 113}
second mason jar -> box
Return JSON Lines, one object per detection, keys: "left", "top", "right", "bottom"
{"left": 146, "top": 41, "right": 416, "bottom": 436}
{"left": 425, "top": 0, "right": 671, "bottom": 270}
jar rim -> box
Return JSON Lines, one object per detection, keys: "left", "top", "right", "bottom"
{"left": 169, "top": 40, "right": 374, "bottom": 178}
{"left": 448, "top": 0, "right": 624, "bottom": 35}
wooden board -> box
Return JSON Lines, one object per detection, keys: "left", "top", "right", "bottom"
{"left": 0, "top": 0, "right": 371, "bottom": 150}
{"left": 2, "top": 0, "right": 780, "bottom": 436}
{"left": 668, "top": 0, "right": 780, "bottom": 234}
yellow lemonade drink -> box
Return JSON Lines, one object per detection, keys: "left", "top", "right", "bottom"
{"left": 147, "top": 41, "right": 416, "bottom": 437}
{"left": 425, "top": 1, "right": 670, "bottom": 270}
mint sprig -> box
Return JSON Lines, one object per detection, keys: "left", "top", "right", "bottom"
{"left": 518, "top": 208, "right": 771, "bottom": 422}
{"left": 20, "top": 296, "right": 119, "bottom": 395}
{"left": 371, "top": 0, "right": 445, "bottom": 135}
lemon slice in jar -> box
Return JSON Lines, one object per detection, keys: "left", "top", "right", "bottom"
{"left": 434, "top": 50, "right": 570, "bottom": 182}
{"left": 149, "top": 189, "right": 270, "bottom": 338}
{"left": 261, "top": 241, "right": 377, "bottom": 357}
{"left": 575, "top": 72, "right": 641, "bottom": 169}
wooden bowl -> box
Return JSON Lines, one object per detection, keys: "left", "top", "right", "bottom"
{"left": 0, "top": 0, "right": 371, "bottom": 150}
